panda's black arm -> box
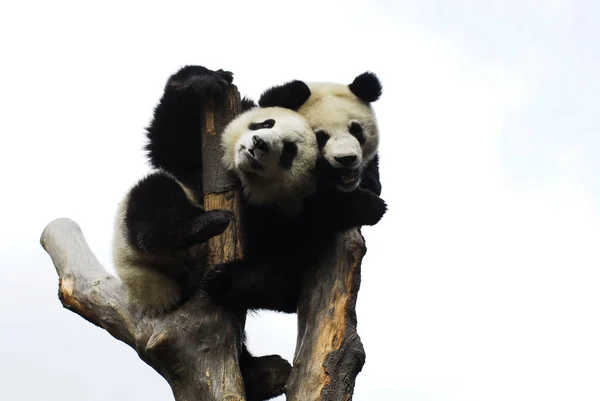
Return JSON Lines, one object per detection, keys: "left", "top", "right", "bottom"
{"left": 144, "top": 65, "right": 234, "bottom": 186}
{"left": 126, "top": 172, "right": 233, "bottom": 254}
{"left": 204, "top": 260, "right": 300, "bottom": 313}
{"left": 298, "top": 187, "right": 387, "bottom": 233}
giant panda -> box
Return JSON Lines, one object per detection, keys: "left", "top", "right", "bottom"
{"left": 257, "top": 72, "right": 383, "bottom": 197}
{"left": 112, "top": 79, "right": 320, "bottom": 317}
{"left": 111, "top": 65, "right": 321, "bottom": 401}
{"left": 202, "top": 78, "right": 387, "bottom": 314}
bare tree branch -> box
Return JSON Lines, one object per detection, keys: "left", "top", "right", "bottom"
{"left": 41, "top": 217, "right": 247, "bottom": 401}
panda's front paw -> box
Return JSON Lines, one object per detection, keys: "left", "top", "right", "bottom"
{"left": 169, "top": 66, "right": 234, "bottom": 101}
{"left": 191, "top": 209, "right": 234, "bottom": 243}
{"left": 204, "top": 263, "right": 237, "bottom": 305}
{"left": 357, "top": 193, "right": 387, "bottom": 226}
{"left": 366, "top": 195, "right": 387, "bottom": 225}
{"left": 215, "top": 69, "right": 234, "bottom": 85}
{"left": 182, "top": 74, "right": 230, "bottom": 100}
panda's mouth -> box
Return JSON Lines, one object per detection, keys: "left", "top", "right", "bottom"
{"left": 339, "top": 168, "right": 359, "bottom": 187}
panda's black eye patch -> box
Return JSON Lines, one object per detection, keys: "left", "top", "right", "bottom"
{"left": 248, "top": 119, "right": 276, "bottom": 131}
{"left": 315, "top": 130, "right": 329, "bottom": 149}
{"left": 279, "top": 141, "right": 298, "bottom": 170}
{"left": 349, "top": 122, "right": 365, "bottom": 145}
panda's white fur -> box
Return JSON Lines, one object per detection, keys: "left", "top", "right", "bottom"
{"left": 221, "top": 106, "right": 318, "bottom": 214}
{"left": 258, "top": 73, "right": 382, "bottom": 194}
{"left": 112, "top": 170, "right": 207, "bottom": 316}
{"left": 299, "top": 83, "right": 379, "bottom": 183}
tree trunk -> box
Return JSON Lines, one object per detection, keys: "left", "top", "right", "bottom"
{"left": 286, "top": 229, "right": 367, "bottom": 401}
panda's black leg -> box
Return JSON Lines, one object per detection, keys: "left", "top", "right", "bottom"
{"left": 239, "top": 339, "right": 292, "bottom": 401}
{"left": 125, "top": 171, "right": 233, "bottom": 254}
{"left": 204, "top": 260, "right": 300, "bottom": 313}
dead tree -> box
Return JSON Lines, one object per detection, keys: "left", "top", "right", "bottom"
{"left": 40, "top": 84, "right": 368, "bottom": 400}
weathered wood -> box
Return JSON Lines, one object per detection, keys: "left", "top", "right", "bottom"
{"left": 202, "top": 85, "right": 244, "bottom": 267}
{"left": 286, "top": 229, "right": 367, "bottom": 401}
{"left": 41, "top": 218, "right": 245, "bottom": 401}
{"left": 201, "top": 86, "right": 241, "bottom": 196}
{"left": 197, "top": 84, "right": 247, "bottom": 400}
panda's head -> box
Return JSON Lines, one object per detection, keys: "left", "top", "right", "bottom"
{"left": 221, "top": 106, "right": 318, "bottom": 208}
{"left": 259, "top": 72, "right": 382, "bottom": 192}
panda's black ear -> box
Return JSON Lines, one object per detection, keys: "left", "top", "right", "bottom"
{"left": 258, "top": 80, "right": 311, "bottom": 110}
{"left": 349, "top": 72, "right": 382, "bottom": 103}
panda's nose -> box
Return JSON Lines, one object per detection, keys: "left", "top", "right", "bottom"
{"left": 334, "top": 155, "right": 357, "bottom": 166}
{"left": 252, "top": 135, "right": 269, "bottom": 153}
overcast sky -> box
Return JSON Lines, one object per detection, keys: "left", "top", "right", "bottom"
{"left": 1, "top": 1, "right": 599, "bottom": 400}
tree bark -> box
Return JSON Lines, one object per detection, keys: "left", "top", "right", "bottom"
{"left": 286, "top": 229, "right": 367, "bottom": 401}
{"left": 202, "top": 86, "right": 244, "bottom": 267}
{"left": 39, "top": 85, "right": 250, "bottom": 401}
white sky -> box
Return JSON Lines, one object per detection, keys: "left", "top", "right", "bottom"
{"left": 1, "top": 1, "right": 599, "bottom": 400}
